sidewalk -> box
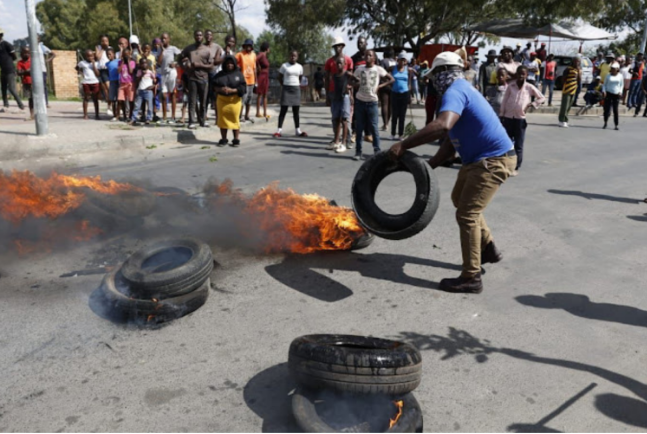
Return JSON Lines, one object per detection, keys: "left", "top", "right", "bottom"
{"left": 0, "top": 101, "right": 278, "bottom": 161}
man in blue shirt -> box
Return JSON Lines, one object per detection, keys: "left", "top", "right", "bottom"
{"left": 390, "top": 52, "right": 517, "bottom": 294}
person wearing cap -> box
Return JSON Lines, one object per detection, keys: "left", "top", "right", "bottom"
{"left": 324, "top": 37, "right": 353, "bottom": 147}
{"left": 496, "top": 46, "right": 520, "bottom": 82}
{"left": 601, "top": 62, "right": 623, "bottom": 129}
{"left": 180, "top": 30, "right": 212, "bottom": 129}
{"left": 129, "top": 35, "right": 141, "bottom": 60}
{"left": 389, "top": 51, "right": 516, "bottom": 294}
{"left": 598, "top": 52, "right": 615, "bottom": 83}
{"left": 479, "top": 49, "right": 498, "bottom": 97}
{"left": 0, "top": 28, "right": 25, "bottom": 111}
{"left": 236, "top": 39, "right": 257, "bottom": 123}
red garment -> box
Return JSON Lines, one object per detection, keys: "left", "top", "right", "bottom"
{"left": 544, "top": 61, "right": 556, "bottom": 80}
{"left": 324, "top": 55, "right": 353, "bottom": 92}
{"left": 17, "top": 58, "right": 32, "bottom": 84}
{"left": 256, "top": 51, "right": 270, "bottom": 95}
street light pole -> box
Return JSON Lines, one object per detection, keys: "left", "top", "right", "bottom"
{"left": 24, "top": 0, "right": 48, "bottom": 135}
{"left": 128, "top": 0, "right": 133, "bottom": 37}
{"left": 641, "top": 9, "right": 647, "bottom": 54}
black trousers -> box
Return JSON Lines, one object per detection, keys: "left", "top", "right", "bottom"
{"left": 278, "top": 105, "right": 300, "bottom": 129}
{"left": 603, "top": 93, "right": 620, "bottom": 126}
{"left": 188, "top": 79, "right": 208, "bottom": 125}
{"left": 502, "top": 117, "right": 527, "bottom": 169}
{"left": 391, "top": 91, "right": 408, "bottom": 137}
{"left": 1, "top": 73, "right": 24, "bottom": 109}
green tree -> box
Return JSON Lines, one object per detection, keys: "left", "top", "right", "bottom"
{"left": 256, "top": 30, "right": 288, "bottom": 66}
{"left": 36, "top": 0, "right": 86, "bottom": 50}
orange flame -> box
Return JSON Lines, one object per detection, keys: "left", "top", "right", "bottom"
{"left": 209, "top": 181, "right": 367, "bottom": 254}
{"left": 0, "top": 170, "right": 139, "bottom": 224}
{"left": 389, "top": 400, "right": 404, "bottom": 429}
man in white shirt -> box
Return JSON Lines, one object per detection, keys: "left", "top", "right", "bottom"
{"left": 352, "top": 50, "right": 394, "bottom": 160}
{"left": 38, "top": 35, "right": 55, "bottom": 107}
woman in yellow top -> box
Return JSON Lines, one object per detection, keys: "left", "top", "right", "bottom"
{"left": 213, "top": 56, "right": 247, "bottom": 147}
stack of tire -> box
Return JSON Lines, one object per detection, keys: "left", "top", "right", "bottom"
{"left": 96, "top": 238, "right": 213, "bottom": 324}
{"left": 288, "top": 334, "right": 423, "bottom": 433}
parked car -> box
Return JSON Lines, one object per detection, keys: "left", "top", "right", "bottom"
{"left": 554, "top": 55, "right": 593, "bottom": 90}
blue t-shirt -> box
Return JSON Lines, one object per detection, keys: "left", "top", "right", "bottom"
{"left": 107, "top": 59, "right": 120, "bottom": 82}
{"left": 391, "top": 66, "right": 409, "bottom": 93}
{"left": 439, "top": 79, "right": 512, "bottom": 164}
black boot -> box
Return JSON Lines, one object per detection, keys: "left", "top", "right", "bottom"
{"left": 439, "top": 274, "right": 483, "bottom": 294}
{"left": 481, "top": 241, "right": 503, "bottom": 264}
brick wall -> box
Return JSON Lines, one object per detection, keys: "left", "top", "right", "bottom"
{"left": 51, "top": 50, "right": 80, "bottom": 99}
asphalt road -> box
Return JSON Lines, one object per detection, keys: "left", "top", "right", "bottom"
{"left": 1, "top": 106, "right": 647, "bottom": 432}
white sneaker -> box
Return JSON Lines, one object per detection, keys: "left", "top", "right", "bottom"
{"left": 110, "top": 117, "right": 118, "bottom": 122}
{"left": 106, "top": 108, "right": 113, "bottom": 117}
{"left": 563, "top": 122, "right": 569, "bottom": 128}
{"left": 335, "top": 144, "right": 348, "bottom": 153}
{"left": 326, "top": 142, "right": 339, "bottom": 150}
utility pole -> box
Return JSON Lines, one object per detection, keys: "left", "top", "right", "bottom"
{"left": 641, "top": 9, "right": 647, "bottom": 54}
{"left": 128, "top": 0, "right": 133, "bottom": 37}
{"left": 24, "top": 0, "right": 48, "bottom": 135}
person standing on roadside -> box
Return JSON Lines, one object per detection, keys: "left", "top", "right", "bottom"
{"left": 224, "top": 35, "right": 236, "bottom": 57}
{"left": 602, "top": 62, "right": 623, "bottom": 129}
{"left": 16, "top": 47, "right": 33, "bottom": 119}
{"left": 0, "top": 29, "right": 25, "bottom": 112}
{"left": 598, "top": 52, "right": 615, "bottom": 83}
{"left": 479, "top": 50, "right": 498, "bottom": 97}
{"left": 558, "top": 56, "right": 581, "bottom": 128}
{"left": 273, "top": 50, "right": 308, "bottom": 139}
{"left": 115, "top": 37, "right": 128, "bottom": 59}
{"left": 351, "top": 36, "right": 371, "bottom": 144}
{"left": 379, "top": 48, "right": 396, "bottom": 131}
{"left": 500, "top": 65, "right": 545, "bottom": 175}
{"left": 106, "top": 48, "right": 120, "bottom": 121}
{"left": 389, "top": 51, "right": 516, "bottom": 294}
{"left": 180, "top": 30, "right": 212, "bottom": 129}
{"left": 523, "top": 52, "right": 540, "bottom": 87}
{"left": 236, "top": 39, "right": 257, "bottom": 123}
{"left": 390, "top": 52, "right": 412, "bottom": 141}
{"left": 542, "top": 54, "right": 557, "bottom": 106}
{"left": 352, "top": 50, "right": 394, "bottom": 161}
{"left": 324, "top": 37, "right": 353, "bottom": 146}
{"left": 256, "top": 41, "right": 271, "bottom": 119}
{"left": 627, "top": 53, "right": 645, "bottom": 109}
{"left": 76, "top": 49, "right": 101, "bottom": 120}
{"left": 37, "top": 35, "right": 55, "bottom": 108}
{"left": 633, "top": 68, "right": 647, "bottom": 117}
{"left": 203, "top": 29, "right": 223, "bottom": 118}
{"left": 313, "top": 67, "right": 324, "bottom": 101}
{"left": 213, "top": 55, "right": 247, "bottom": 147}
{"left": 158, "top": 33, "right": 182, "bottom": 124}
{"left": 95, "top": 35, "right": 112, "bottom": 115}
{"left": 497, "top": 46, "right": 520, "bottom": 82}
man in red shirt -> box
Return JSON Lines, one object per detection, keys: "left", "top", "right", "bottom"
{"left": 542, "top": 54, "right": 557, "bottom": 106}
{"left": 324, "top": 36, "right": 353, "bottom": 144}
{"left": 16, "top": 47, "right": 33, "bottom": 119}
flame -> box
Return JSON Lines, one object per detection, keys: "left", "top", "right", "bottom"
{"left": 0, "top": 170, "right": 139, "bottom": 224}
{"left": 389, "top": 400, "right": 404, "bottom": 429}
{"left": 208, "top": 180, "right": 367, "bottom": 254}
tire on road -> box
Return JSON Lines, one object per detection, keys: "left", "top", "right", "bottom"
{"left": 120, "top": 237, "right": 214, "bottom": 299}
{"left": 98, "top": 269, "right": 209, "bottom": 323}
{"left": 351, "top": 151, "right": 440, "bottom": 241}
{"left": 350, "top": 232, "right": 375, "bottom": 250}
{"left": 292, "top": 386, "right": 423, "bottom": 433}
{"left": 288, "top": 334, "right": 422, "bottom": 395}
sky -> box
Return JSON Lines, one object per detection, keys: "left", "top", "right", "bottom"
{"left": 1, "top": 0, "right": 622, "bottom": 61}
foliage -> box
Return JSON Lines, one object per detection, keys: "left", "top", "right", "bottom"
{"left": 36, "top": 0, "right": 251, "bottom": 51}
{"left": 265, "top": 0, "right": 338, "bottom": 63}
{"left": 255, "top": 30, "right": 288, "bottom": 66}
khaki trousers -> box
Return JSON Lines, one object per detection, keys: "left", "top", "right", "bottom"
{"left": 451, "top": 155, "right": 517, "bottom": 277}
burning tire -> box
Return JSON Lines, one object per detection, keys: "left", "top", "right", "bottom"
{"left": 85, "top": 189, "right": 156, "bottom": 218}
{"left": 97, "top": 269, "right": 209, "bottom": 323}
{"left": 350, "top": 232, "right": 375, "bottom": 250}
{"left": 292, "top": 386, "right": 423, "bottom": 433}
{"left": 120, "top": 238, "right": 214, "bottom": 299}
{"left": 351, "top": 151, "right": 439, "bottom": 240}
{"left": 288, "top": 334, "right": 422, "bottom": 395}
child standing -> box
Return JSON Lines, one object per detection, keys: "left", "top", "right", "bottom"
{"left": 129, "top": 57, "right": 156, "bottom": 125}
{"left": 16, "top": 47, "right": 33, "bottom": 119}
{"left": 329, "top": 56, "right": 355, "bottom": 153}
{"left": 106, "top": 48, "right": 120, "bottom": 121}
{"left": 117, "top": 47, "right": 136, "bottom": 120}
{"left": 176, "top": 64, "right": 188, "bottom": 125}
{"left": 76, "top": 49, "right": 100, "bottom": 119}
{"left": 486, "top": 68, "right": 508, "bottom": 116}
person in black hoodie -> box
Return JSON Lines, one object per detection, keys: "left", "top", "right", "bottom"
{"left": 213, "top": 55, "right": 247, "bottom": 147}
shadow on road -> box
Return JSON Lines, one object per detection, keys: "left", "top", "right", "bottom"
{"left": 516, "top": 293, "right": 647, "bottom": 328}
{"left": 265, "top": 251, "right": 460, "bottom": 302}
{"left": 627, "top": 213, "right": 647, "bottom": 222}
{"left": 547, "top": 189, "right": 641, "bottom": 204}
{"left": 394, "top": 327, "right": 647, "bottom": 430}
{"left": 243, "top": 362, "right": 300, "bottom": 433}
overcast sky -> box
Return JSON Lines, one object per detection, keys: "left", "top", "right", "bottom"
{"left": 1, "top": 0, "right": 618, "bottom": 60}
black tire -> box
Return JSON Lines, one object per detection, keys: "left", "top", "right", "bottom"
{"left": 350, "top": 232, "right": 375, "bottom": 250}
{"left": 120, "top": 238, "right": 214, "bottom": 299}
{"left": 351, "top": 151, "right": 440, "bottom": 241}
{"left": 288, "top": 334, "right": 422, "bottom": 395}
{"left": 292, "top": 387, "right": 423, "bottom": 433}
{"left": 97, "top": 269, "right": 209, "bottom": 323}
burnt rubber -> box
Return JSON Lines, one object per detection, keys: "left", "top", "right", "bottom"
{"left": 351, "top": 151, "right": 440, "bottom": 240}
{"left": 292, "top": 386, "right": 423, "bottom": 433}
{"left": 350, "top": 232, "right": 375, "bottom": 250}
{"left": 98, "top": 269, "right": 209, "bottom": 323}
{"left": 120, "top": 238, "right": 214, "bottom": 299}
{"left": 289, "top": 334, "right": 422, "bottom": 395}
